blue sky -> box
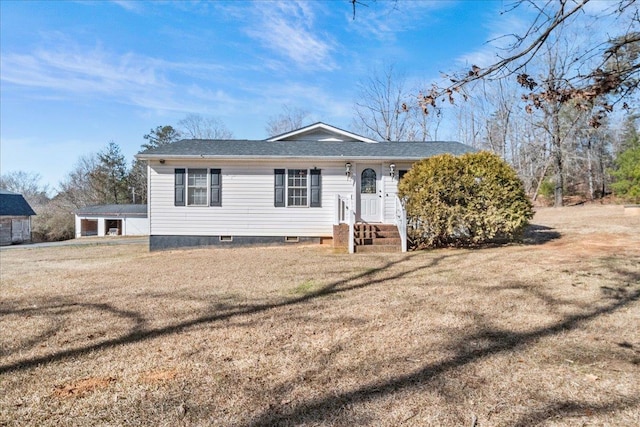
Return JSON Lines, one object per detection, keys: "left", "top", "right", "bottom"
{"left": 1, "top": 0, "right": 520, "bottom": 192}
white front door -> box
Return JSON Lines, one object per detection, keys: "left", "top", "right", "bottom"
{"left": 358, "top": 165, "right": 380, "bottom": 222}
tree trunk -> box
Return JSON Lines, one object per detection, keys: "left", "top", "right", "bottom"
{"left": 551, "top": 105, "right": 564, "bottom": 207}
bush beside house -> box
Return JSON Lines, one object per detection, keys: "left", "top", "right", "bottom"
{"left": 398, "top": 152, "right": 533, "bottom": 249}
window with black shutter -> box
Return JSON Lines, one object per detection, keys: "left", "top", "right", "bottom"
{"left": 275, "top": 168, "right": 321, "bottom": 207}
{"left": 310, "top": 169, "right": 321, "bottom": 207}
{"left": 175, "top": 168, "right": 185, "bottom": 206}
{"left": 274, "top": 169, "right": 285, "bottom": 207}
{"left": 210, "top": 169, "right": 221, "bottom": 206}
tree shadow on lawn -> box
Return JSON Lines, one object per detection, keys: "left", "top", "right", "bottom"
{"left": 509, "top": 397, "right": 640, "bottom": 427}
{"left": 0, "top": 301, "right": 148, "bottom": 359}
{"left": 0, "top": 251, "right": 455, "bottom": 374}
{"left": 521, "top": 224, "right": 562, "bottom": 245}
{"left": 241, "top": 283, "right": 640, "bottom": 427}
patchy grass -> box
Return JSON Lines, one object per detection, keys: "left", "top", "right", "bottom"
{"left": 1, "top": 205, "right": 639, "bottom": 426}
{"left": 290, "top": 279, "right": 320, "bottom": 296}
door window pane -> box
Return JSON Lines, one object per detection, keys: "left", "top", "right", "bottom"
{"left": 361, "top": 168, "right": 376, "bottom": 194}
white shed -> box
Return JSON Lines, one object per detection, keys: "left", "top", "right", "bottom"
{"left": 75, "top": 204, "right": 148, "bottom": 238}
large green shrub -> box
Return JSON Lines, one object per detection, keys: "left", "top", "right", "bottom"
{"left": 398, "top": 151, "right": 533, "bottom": 248}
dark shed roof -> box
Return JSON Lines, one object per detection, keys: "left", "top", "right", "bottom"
{"left": 0, "top": 190, "right": 37, "bottom": 216}
{"left": 136, "top": 139, "right": 475, "bottom": 161}
{"left": 75, "top": 204, "right": 147, "bottom": 217}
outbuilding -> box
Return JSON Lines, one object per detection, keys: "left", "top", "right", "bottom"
{"left": 75, "top": 204, "right": 149, "bottom": 238}
{"left": 0, "top": 189, "right": 36, "bottom": 246}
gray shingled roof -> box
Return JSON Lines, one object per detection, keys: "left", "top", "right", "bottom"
{"left": 0, "top": 190, "right": 37, "bottom": 216}
{"left": 136, "top": 139, "right": 475, "bottom": 161}
{"left": 75, "top": 204, "right": 148, "bottom": 216}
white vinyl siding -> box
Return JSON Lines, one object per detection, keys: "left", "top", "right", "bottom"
{"left": 149, "top": 161, "right": 351, "bottom": 237}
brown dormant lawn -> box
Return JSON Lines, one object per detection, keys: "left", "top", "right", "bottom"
{"left": 1, "top": 205, "right": 639, "bottom": 426}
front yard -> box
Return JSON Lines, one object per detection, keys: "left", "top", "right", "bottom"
{"left": 1, "top": 205, "right": 639, "bottom": 426}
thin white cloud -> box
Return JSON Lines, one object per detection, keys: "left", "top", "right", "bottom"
{"left": 0, "top": 40, "right": 234, "bottom": 115}
{"left": 346, "top": 0, "right": 455, "bottom": 42}
{"left": 110, "top": 0, "right": 141, "bottom": 12}
{"left": 244, "top": 1, "right": 338, "bottom": 71}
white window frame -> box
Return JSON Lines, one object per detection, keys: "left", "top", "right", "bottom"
{"left": 287, "top": 169, "right": 308, "bottom": 207}
{"left": 187, "top": 168, "right": 208, "bottom": 206}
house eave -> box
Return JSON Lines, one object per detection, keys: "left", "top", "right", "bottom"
{"left": 136, "top": 154, "right": 425, "bottom": 162}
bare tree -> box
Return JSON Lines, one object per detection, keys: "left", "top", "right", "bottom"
{"left": 178, "top": 114, "right": 233, "bottom": 139}
{"left": 352, "top": 64, "right": 418, "bottom": 141}
{"left": 0, "top": 171, "right": 50, "bottom": 205}
{"left": 265, "top": 105, "right": 312, "bottom": 136}
{"left": 415, "top": 0, "right": 639, "bottom": 126}
{"left": 58, "top": 154, "right": 102, "bottom": 209}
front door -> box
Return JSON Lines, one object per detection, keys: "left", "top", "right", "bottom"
{"left": 358, "top": 165, "right": 380, "bottom": 222}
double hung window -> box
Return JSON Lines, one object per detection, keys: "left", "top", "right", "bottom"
{"left": 274, "top": 169, "right": 321, "bottom": 207}
{"left": 188, "top": 168, "right": 208, "bottom": 206}
{"left": 175, "top": 168, "right": 222, "bottom": 207}
{"left": 287, "top": 169, "right": 307, "bottom": 206}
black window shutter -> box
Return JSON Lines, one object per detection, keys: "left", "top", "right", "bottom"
{"left": 210, "top": 169, "right": 221, "bottom": 206}
{"left": 310, "top": 169, "right": 321, "bottom": 207}
{"left": 175, "top": 168, "right": 185, "bottom": 206}
{"left": 274, "top": 169, "right": 285, "bottom": 207}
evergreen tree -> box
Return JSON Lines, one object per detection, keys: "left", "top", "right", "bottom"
{"left": 142, "top": 125, "right": 181, "bottom": 150}
{"left": 92, "top": 142, "right": 129, "bottom": 204}
{"left": 611, "top": 115, "right": 640, "bottom": 202}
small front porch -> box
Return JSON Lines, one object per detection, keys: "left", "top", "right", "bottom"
{"left": 333, "top": 194, "right": 407, "bottom": 254}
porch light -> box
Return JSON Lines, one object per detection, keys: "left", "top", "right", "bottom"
{"left": 389, "top": 163, "right": 396, "bottom": 178}
{"left": 345, "top": 162, "right": 352, "bottom": 177}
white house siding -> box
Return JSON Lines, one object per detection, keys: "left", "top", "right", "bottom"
{"left": 148, "top": 160, "right": 354, "bottom": 238}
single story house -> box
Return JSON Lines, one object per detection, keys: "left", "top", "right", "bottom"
{"left": 74, "top": 204, "right": 149, "bottom": 238}
{"left": 0, "top": 189, "right": 36, "bottom": 246}
{"left": 136, "top": 122, "right": 474, "bottom": 253}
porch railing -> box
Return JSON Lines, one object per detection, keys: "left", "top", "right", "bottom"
{"left": 394, "top": 195, "right": 407, "bottom": 253}
{"left": 335, "top": 194, "right": 355, "bottom": 254}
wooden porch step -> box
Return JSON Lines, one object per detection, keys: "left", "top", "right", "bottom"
{"left": 354, "top": 237, "right": 402, "bottom": 246}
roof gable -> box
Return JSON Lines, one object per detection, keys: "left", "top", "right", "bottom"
{"left": 267, "top": 122, "right": 377, "bottom": 143}
{"left": 0, "top": 190, "right": 37, "bottom": 216}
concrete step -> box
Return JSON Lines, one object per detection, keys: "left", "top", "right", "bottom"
{"left": 354, "top": 244, "right": 401, "bottom": 253}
